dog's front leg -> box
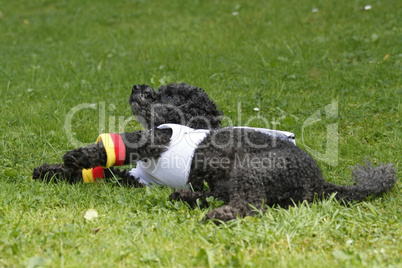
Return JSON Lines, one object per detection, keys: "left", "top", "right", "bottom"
{"left": 63, "top": 129, "right": 171, "bottom": 170}
{"left": 63, "top": 143, "right": 107, "bottom": 170}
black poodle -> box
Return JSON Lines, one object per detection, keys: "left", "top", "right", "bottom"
{"left": 33, "top": 83, "right": 397, "bottom": 222}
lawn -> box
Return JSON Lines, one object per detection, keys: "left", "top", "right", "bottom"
{"left": 0, "top": 0, "right": 401, "bottom": 267}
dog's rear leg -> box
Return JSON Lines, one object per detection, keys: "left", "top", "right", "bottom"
{"left": 205, "top": 168, "right": 267, "bottom": 222}
{"left": 169, "top": 189, "right": 214, "bottom": 207}
{"left": 170, "top": 178, "right": 232, "bottom": 207}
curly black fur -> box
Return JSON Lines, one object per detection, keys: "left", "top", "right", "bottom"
{"left": 33, "top": 164, "right": 143, "bottom": 187}
{"left": 33, "top": 163, "right": 82, "bottom": 184}
{"left": 63, "top": 142, "right": 108, "bottom": 170}
{"left": 33, "top": 83, "right": 398, "bottom": 222}
{"left": 130, "top": 84, "right": 223, "bottom": 129}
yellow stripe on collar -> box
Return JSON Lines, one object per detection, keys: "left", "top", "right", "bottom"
{"left": 96, "top": 133, "right": 116, "bottom": 168}
{"left": 82, "top": 168, "right": 94, "bottom": 183}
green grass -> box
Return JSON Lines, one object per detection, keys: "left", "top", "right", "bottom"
{"left": 0, "top": 0, "right": 401, "bottom": 266}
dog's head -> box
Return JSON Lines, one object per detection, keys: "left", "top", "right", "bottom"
{"left": 129, "top": 83, "right": 223, "bottom": 129}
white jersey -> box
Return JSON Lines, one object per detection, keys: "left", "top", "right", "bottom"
{"left": 129, "top": 124, "right": 296, "bottom": 188}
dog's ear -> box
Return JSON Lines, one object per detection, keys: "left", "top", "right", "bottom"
{"left": 155, "top": 83, "right": 223, "bottom": 129}
{"left": 183, "top": 87, "right": 223, "bottom": 129}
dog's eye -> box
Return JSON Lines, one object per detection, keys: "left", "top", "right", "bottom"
{"left": 167, "top": 95, "right": 172, "bottom": 99}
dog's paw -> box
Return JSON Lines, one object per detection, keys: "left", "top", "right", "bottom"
{"left": 205, "top": 205, "right": 239, "bottom": 222}
{"left": 63, "top": 149, "right": 87, "bottom": 169}
{"left": 32, "top": 163, "right": 80, "bottom": 183}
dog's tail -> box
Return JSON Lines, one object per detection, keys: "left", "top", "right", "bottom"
{"left": 322, "top": 160, "right": 397, "bottom": 202}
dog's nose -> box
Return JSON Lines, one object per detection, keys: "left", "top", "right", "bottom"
{"left": 132, "top": 85, "right": 155, "bottom": 95}
{"left": 132, "top": 85, "right": 142, "bottom": 93}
